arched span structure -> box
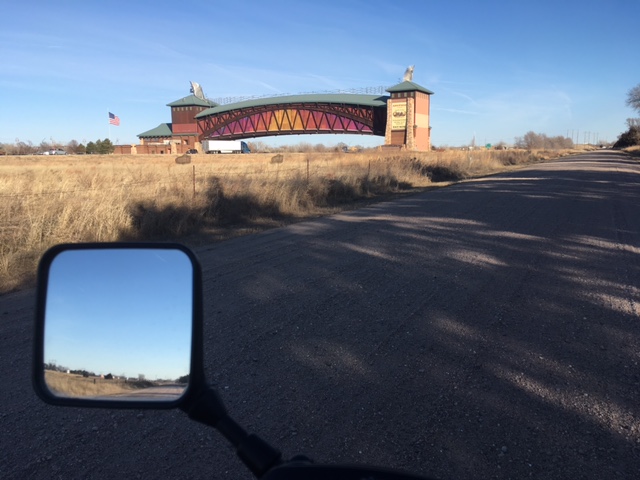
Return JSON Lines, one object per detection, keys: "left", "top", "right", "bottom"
{"left": 195, "top": 94, "right": 389, "bottom": 140}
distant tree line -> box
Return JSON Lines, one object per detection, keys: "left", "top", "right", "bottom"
{"left": 613, "top": 84, "right": 640, "bottom": 148}
{"left": 613, "top": 119, "right": 640, "bottom": 149}
{"left": 44, "top": 361, "right": 96, "bottom": 377}
{"left": 0, "top": 138, "right": 115, "bottom": 155}
{"left": 44, "top": 361, "right": 189, "bottom": 384}
{"left": 514, "top": 131, "right": 574, "bottom": 150}
{"left": 85, "top": 139, "right": 115, "bottom": 154}
{"left": 246, "top": 140, "right": 364, "bottom": 153}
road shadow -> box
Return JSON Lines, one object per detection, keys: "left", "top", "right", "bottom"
{"left": 199, "top": 151, "right": 640, "bottom": 479}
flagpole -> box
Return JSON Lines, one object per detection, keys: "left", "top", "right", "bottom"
{"left": 108, "top": 110, "right": 111, "bottom": 142}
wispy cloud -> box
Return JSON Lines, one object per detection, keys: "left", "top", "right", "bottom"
{"left": 433, "top": 107, "right": 479, "bottom": 115}
{"left": 478, "top": 89, "right": 573, "bottom": 125}
{"left": 306, "top": 74, "right": 344, "bottom": 90}
{"left": 369, "top": 58, "right": 408, "bottom": 79}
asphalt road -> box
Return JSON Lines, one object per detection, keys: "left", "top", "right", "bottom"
{"left": 1, "top": 151, "right": 639, "bottom": 479}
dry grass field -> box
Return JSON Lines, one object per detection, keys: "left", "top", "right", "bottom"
{"left": 44, "top": 370, "right": 146, "bottom": 398}
{"left": 0, "top": 148, "right": 577, "bottom": 293}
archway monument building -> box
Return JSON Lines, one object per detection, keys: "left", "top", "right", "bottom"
{"left": 124, "top": 80, "right": 433, "bottom": 155}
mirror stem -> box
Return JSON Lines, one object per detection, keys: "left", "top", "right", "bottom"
{"left": 183, "top": 386, "right": 282, "bottom": 478}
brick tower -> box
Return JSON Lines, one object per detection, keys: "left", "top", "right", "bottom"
{"left": 385, "top": 81, "right": 434, "bottom": 151}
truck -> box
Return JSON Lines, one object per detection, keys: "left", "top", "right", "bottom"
{"left": 202, "top": 140, "right": 251, "bottom": 154}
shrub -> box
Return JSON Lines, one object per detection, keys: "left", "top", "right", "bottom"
{"left": 613, "top": 126, "right": 640, "bottom": 149}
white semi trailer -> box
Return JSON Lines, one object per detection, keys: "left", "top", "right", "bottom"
{"left": 202, "top": 140, "right": 251, "bottom": 154}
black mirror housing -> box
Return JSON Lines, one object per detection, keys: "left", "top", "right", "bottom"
{"left": 33, "top": 242, "right": 205, "bottom": 409}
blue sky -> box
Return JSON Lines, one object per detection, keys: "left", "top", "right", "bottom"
{"left": 44, "top": 248, "right": 193, "bottom": 380}
{"left": 2, "top": 0, "right": 639, "bottom": 148}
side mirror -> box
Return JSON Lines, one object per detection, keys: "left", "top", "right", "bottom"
{"left": 33, "top": 243, "right": 204, "bottom": 409}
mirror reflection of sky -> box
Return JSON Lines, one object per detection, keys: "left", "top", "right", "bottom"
{"left": 45, "top": 248, "right": 193, "bottom": 380}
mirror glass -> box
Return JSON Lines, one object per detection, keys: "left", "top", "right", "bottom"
{"left": 41, "top": 247, "right": 193, "bottom": 402}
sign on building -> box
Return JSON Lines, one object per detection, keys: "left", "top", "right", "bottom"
{"left": 391, "top": 101, "right": 407, "bottom": 130}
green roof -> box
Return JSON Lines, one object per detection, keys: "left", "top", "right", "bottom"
{"left": 196, "top": 93, "right": 389, "bottom": 118}
{"left": 167, "top": 95, "right": 218, "bottom": 108}
{"left": 138, "top": 123, "right": 173, "bottom": 138}
{"left": 386, "top": 81, "right": 434, "bottom": 95}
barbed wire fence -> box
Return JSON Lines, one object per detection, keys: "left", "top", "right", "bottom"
{"left": 0, "top": 157, "right": 385, "bottom": 201}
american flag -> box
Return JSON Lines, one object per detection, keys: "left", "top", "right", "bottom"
{"left": 108, "top": 112, "right": 120, "bottom": 126}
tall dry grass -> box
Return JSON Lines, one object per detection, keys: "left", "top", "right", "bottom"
{"left": 624, "top": 145, "right": 640, "bottom": 157}
{"left": 1, "top": 149, "right": 554, "bottom": 293}
{"left": 44, "top": 370, "right": 142, "bottom": 397}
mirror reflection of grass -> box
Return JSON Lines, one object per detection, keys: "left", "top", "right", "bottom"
{"left": 45, "top": 369, "right": 158, "bottom": 398}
